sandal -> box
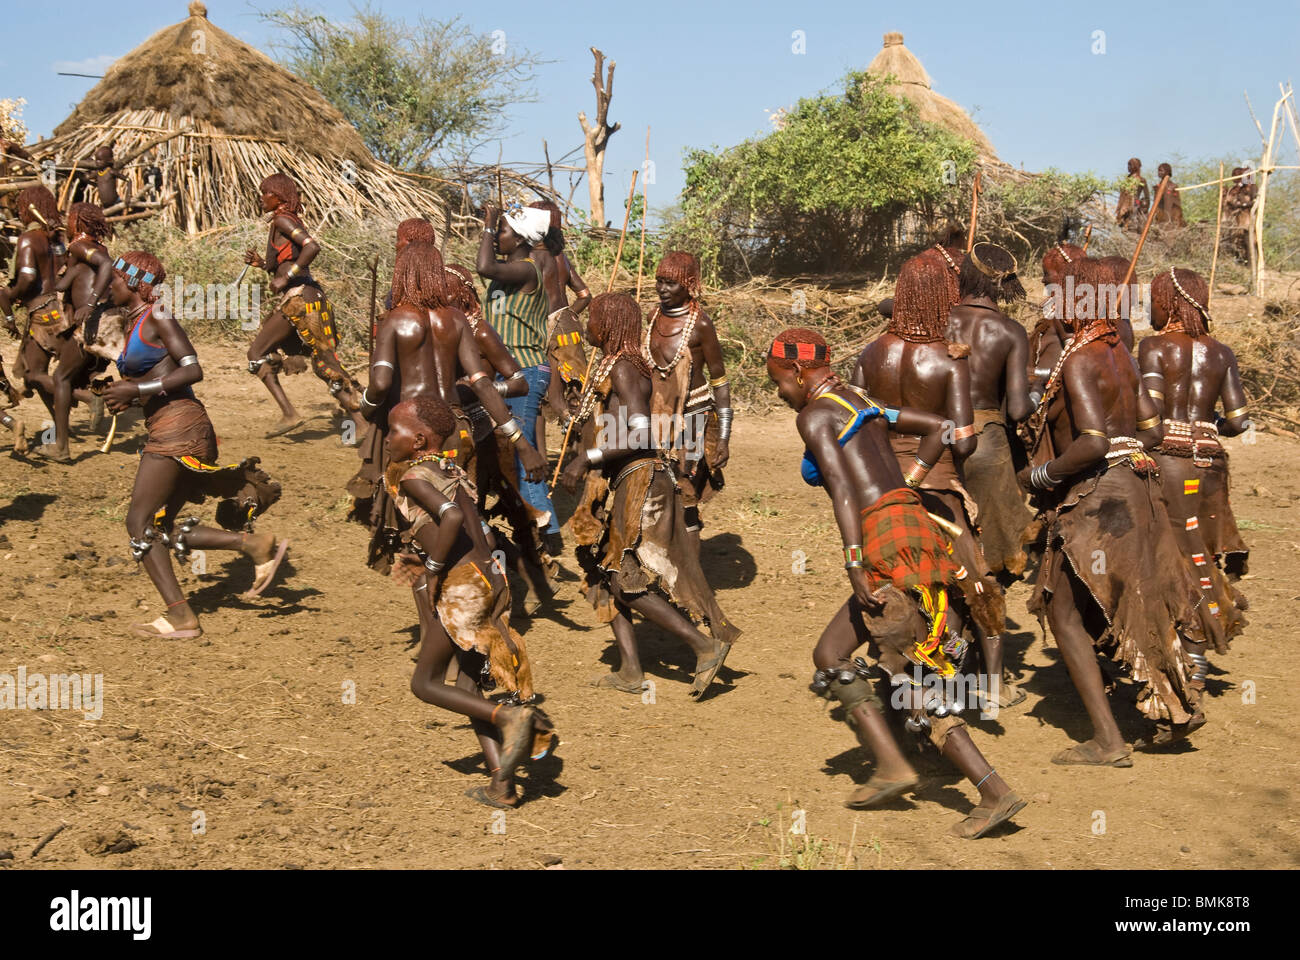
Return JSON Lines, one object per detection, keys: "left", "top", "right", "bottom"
{"left": 951, "top": 792, "right": 1028, "bottom": 839}
{"left": 465, "top": 784, "right": 518, "bottom": 809}
{"left": 1134, "top": 713, "right": 1207, "bottom": 751}
{"left": 845, "top": 774, "right": 919, "bottom": 810}
{"left": 131, "top": 616, "right": 203, "bottom": 639}
{"left": 1051, "top": 741, "right": 1133, "bottom": 767}
{"left": 34, "top": 444, "right": 71, "bottom": 463}
{"left": 986, "top": 681, "right": 1027, "bottom": 709}
{"left": 688, "top": 640, "right": 732, "bottom": 701}
{"left": 591, "top": 672, "right": 645, "bottom": 694}
{"left": 266, "top": 417, "right": 304, "bottom": 438}
{"left": 243, "top": 539, "right": 290, "bottom": 598}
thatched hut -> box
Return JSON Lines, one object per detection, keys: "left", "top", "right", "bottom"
{"left": 34, "top": 1, "right": 443, "bottom": 233}
{"left": 866, "top": 32, "right": 998, "bottom": 161}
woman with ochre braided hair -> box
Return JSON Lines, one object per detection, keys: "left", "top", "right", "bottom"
{"left": 101, "top": 251, "right": 288, "bottom": 639}
{"left": 243, "top": 173, "right": 362, "bottom": 436}
{"left": 387, "top": 393, "right": 556, "bottom": 809}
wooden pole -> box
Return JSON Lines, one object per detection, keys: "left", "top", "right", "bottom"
{"left": 635, "top": 127, "right": 650, "bottom": 301}
{"left": 116, "top": 124, "right": 191, "bottom": 168}
{"left": 551, "top": 168, "right": 639, "bottom": 491}
{"left": 57, "top": 161, "right": 79, "bottom": 211}
{"left": 1208, "top": 162, "right": 1225, "bottom": 311}
{"left": 495, "top": 142, "right": 504, "bottom": 214}
{"left": 543, "top": 139, "right": 556, "bottom": 200}
{"left": 1254, "top": 96, "right": 1284, "bottom": 295}
{"left": 1121, "top": 175, "right": 1170, "bottom": 288}
{"left": 605, "top": 169, "right": 639, "bottom": 293}
{"left": 965, "top": 170, "right": 982, "bottom": 253}
{"left": 367, "top": 255, "right": 379, "bottom": 361}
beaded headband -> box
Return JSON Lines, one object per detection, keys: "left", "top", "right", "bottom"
{"left": 114, "top": 257, "right": 156, "bottom": 289}
{"left": 1053, "top": 243, "right": 1073, "bottom": 264}
{"left": 770, "top": 340, "right": 829, "bottom": 363}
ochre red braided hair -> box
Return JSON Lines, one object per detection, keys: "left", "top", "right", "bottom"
{"left": 891, "top": 248, "right": 959, "bottom": 342}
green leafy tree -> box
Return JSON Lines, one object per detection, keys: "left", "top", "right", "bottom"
{"left": 671, "top": 71, "right": 979, "bottom": 279}
{"left": 261, "top": 3, "right": 543, "bottom": 170}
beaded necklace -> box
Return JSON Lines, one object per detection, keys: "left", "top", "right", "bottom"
{"left": 644, "top": 304, "right": 697, "bottom": 379}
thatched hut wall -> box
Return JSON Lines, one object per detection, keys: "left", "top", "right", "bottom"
{"left": 33, "top": 2, "right": 444, "bottom": 234}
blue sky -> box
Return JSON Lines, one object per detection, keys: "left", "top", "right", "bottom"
{"left": 5, "top": 0, "right": 1299, "bottom": 222}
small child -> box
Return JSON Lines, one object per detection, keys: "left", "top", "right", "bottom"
{"left": 386, "top": 394, "right": 555, "bottom": 808}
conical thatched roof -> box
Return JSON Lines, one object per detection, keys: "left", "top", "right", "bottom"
{"left": 867, "top": 32, "right": 997, "bottom": 160}
{"left": 36, "top": 1, "right": 443, "bottom": 233}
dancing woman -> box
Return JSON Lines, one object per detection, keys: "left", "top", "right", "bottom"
{"left": 387, "top": 394, "right": 556, "bottom": 808}
{"left": 243, "top": 173, "right": 361, "bottom": 435}
{"left": 767, "top": 327, "right": 1026, "bottom": 837}
{"left": 101, "top": 251, "right": 288, "bottom": 639}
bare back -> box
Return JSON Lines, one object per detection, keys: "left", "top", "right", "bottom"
{"left": 1139, "top": 332, "right": 1244, "bottom": 424}
{"left": 853, "top": 334, "right": 963, "bottom": 421}
{"left": 946, "top": 303, "right": 1029, "bottom": 414}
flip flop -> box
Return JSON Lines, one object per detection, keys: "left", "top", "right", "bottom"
{"left": 243, "top": 539, "right": 290, "bottom": 598}
{"left": 982, "top": 681, "right": 1027, "bottom": 710}
{"left": 951, "top": 792, "right": 1028, "bottom": 839}
{"left": 688, "top": 640, "right": 732, "bottom": 701}
{"left": 266, "top": 417, "right": 305, "bottom": 438}
{"left": 464, "top": 784, "right": 518, "bottom": 810}
{"left": 34, "top": 444, "right": 71, "bottom": 463}
{"left": 130, "top": 616, "right": 203, "bottom": 639}
{"left": 591, "top": 672, "right": 645, "bottom": 694}
{"left": 1051, "top": 741, "right": 1133, "bottom": 767}
{"left": 1134, "top": 713, "right": 1207, "bottom": 751}
{"left": 845, "top": 775, "right": 920, "bottom": 810}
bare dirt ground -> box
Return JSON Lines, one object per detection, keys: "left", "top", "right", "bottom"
{"left": 1, "top": 340, "right": 1297, "bottom": 870}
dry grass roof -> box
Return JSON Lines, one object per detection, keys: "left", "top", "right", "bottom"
{"left": 35, "top": 2, "right": 443, "bottom": 233}
{"left": 866, "top": 31, "right": 998, "bottom": 160}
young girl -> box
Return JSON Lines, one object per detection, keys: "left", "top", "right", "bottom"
{"left": 767, "top": 327, "right": 1025, "bottom": 838}
{"left": 385, "top": 394, "right": 556, "bottom": 808}
{"left": 101, "top": 251, "right": 288, "bottom": 638}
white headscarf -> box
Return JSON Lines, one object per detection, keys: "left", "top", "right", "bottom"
{"left": 503, "top": 204, "right": 551, "bottom": 246}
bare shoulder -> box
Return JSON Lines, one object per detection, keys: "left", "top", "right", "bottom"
{"left": 1206, "top": 336, "right": 1237, "bottom": 365}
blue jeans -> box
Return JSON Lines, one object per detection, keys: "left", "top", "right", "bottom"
{"left": 504, "top": 363, "right": 559, "bottom": 535}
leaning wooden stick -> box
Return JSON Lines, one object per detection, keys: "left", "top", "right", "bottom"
{"left": 551, "top": 169, "right": 641, "bottom": 491}
{"left": 57, "top": 161, "right": 79, "bottom": 211}
{"left": 116, "top": 124, "right": 192, "bottom": 169}
{"left": 1121, "top": 175, "right": 1170, "bottom": 288}
{"left": 367, "top": 255, "right": 379, "bottom": 362}
{"left": 1081, "top": 223, "right": 1093, "bottom": 252}
{"left": 496, "top": 142, "right": 504, "bottom": 213}
{"left": 966, "top": 171, "right": 982, "bottom": 252}
{"left": 635, "top": 127, "right": 650, "bottom": 300}
{"left": 605, "top": 169, "right": 640, "bottom": 293}
{"left": 1208, "top": 162, "right": 1225, "bottom": 312}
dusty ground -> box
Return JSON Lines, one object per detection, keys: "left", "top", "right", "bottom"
{"left": 0, "top": 340, "right": 1297, "bottom": 870}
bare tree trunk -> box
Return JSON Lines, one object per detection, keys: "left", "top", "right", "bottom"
{"left": 577, "top": 47, "right": 620, "bottom": 228}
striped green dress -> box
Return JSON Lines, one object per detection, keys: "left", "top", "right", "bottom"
{"left": 486, "top": 258, "right": 549, "bottom": 368}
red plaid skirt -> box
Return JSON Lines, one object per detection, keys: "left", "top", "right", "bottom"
{"left": 861, "top": 487, "right": 957, "bottom": 591}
